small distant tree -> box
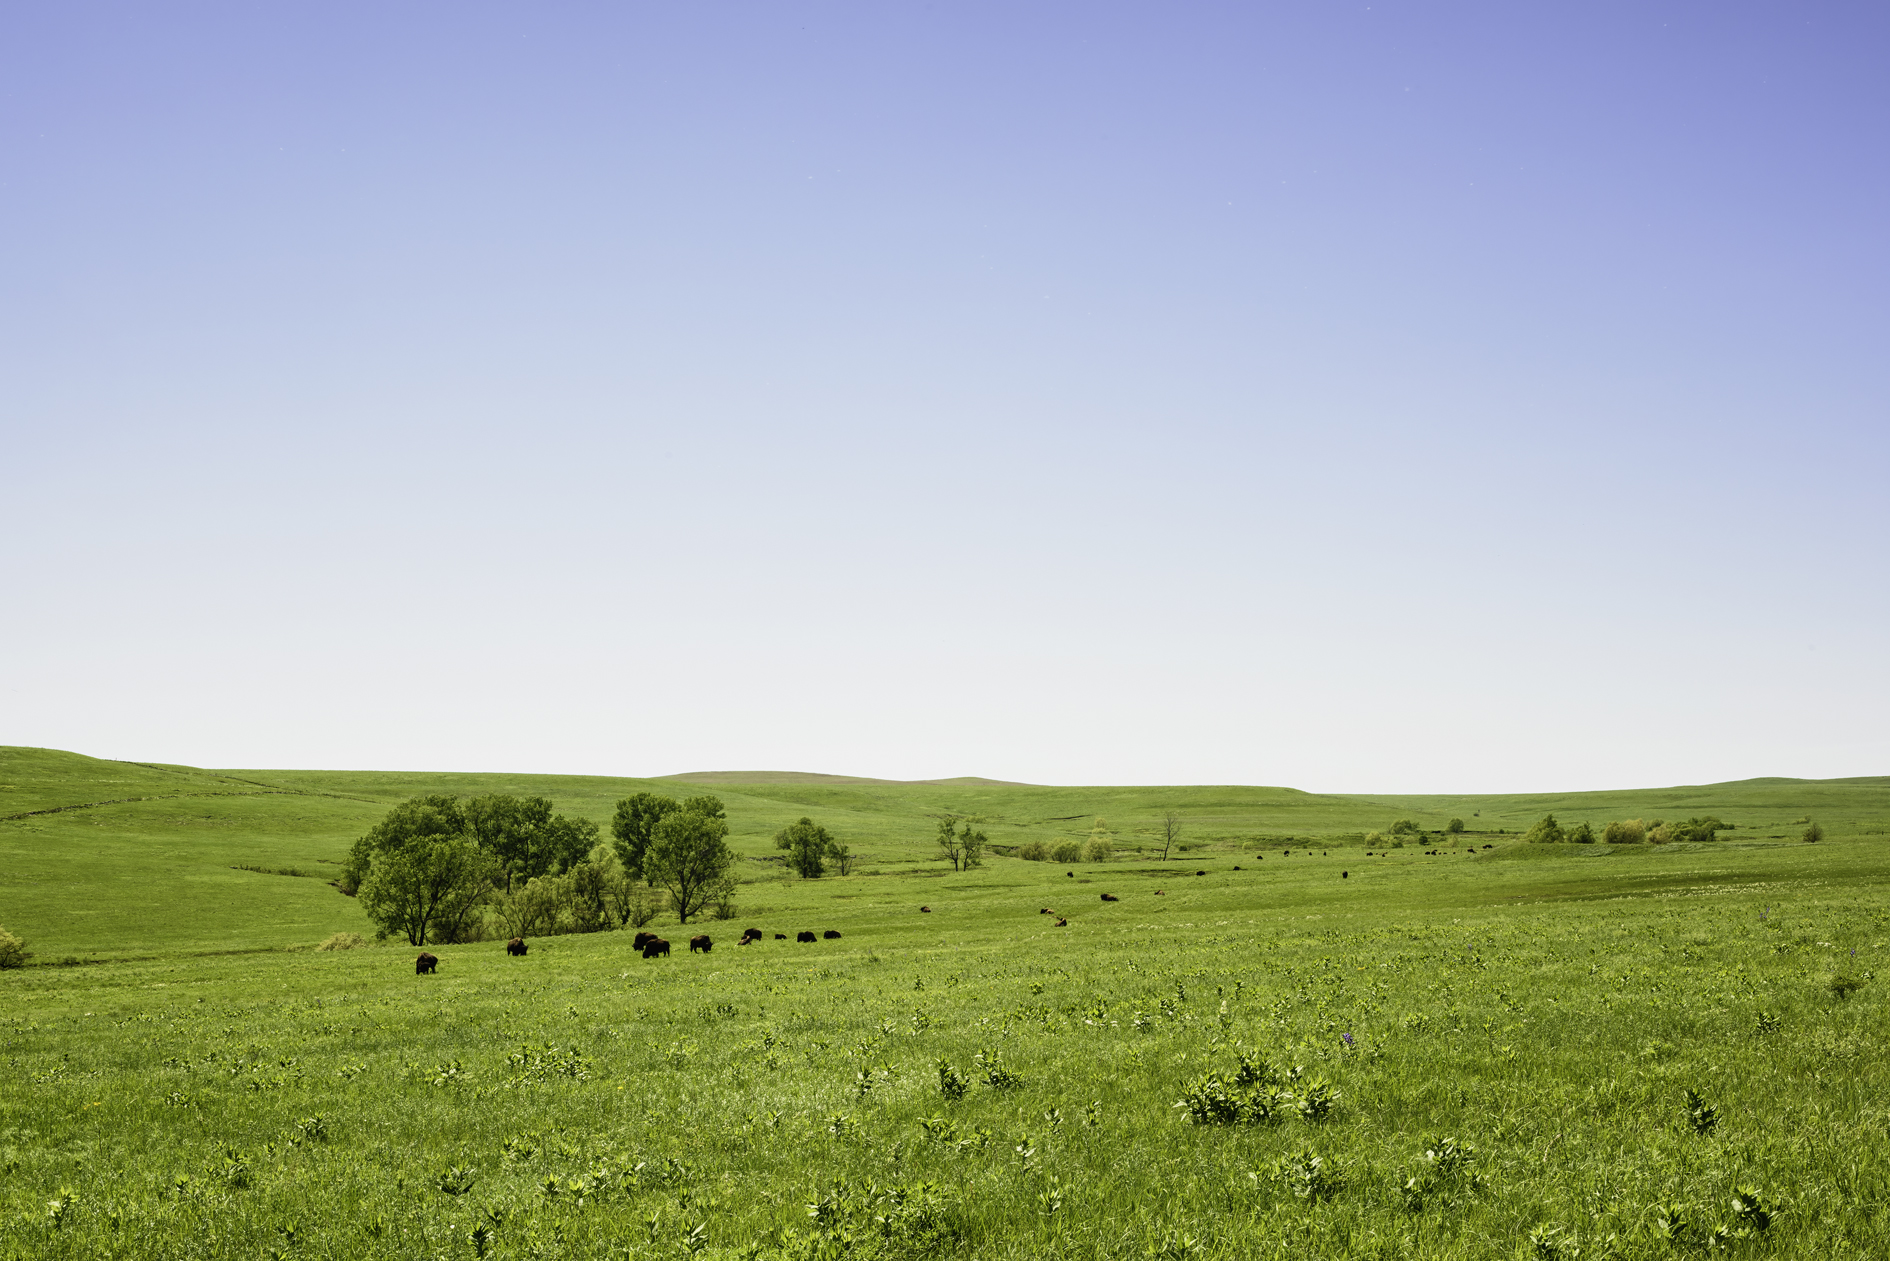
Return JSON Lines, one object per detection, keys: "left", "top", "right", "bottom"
{"left": 1521, "top": 814, "right": 1566, "bottom": 845}
{"left": 829, "top": 842, "right": 856, "bottom": 875}
{"left": 358, "top": 834, "right": 499, "bottom": 945}
{"left": 611, "top": 792, "right": 681, "bottom": 883}
{"left": 0, "top": 925, "right": 30, "bottom": 969}
{"left": 1051, "top": 839, "right": 1082, "bottom": 864}
{"left": 1016, "top": 839, "right": 1048, "bottom": 861}
{"left": 644, "top": 809, "right": 734, "bottom": 924}
{"left": 1160, "top": 811, "right": 1183, "bottom": 859}
{"left": 1568, "top": 821, "right": 1596, "bottom": 844}
{"left": 1666, "top": 817, "right": 1728, "bottom": 843}
{"left": 1444, "top": 818, "right": 1466, "bottom": 835}
{"left": 936, "top": 819, "right": 987, "bottom": 871}
{"left": 775, "top": 817, "right": 837, "bottom": 879}
{"left": 1803, "top": 821, "right": 1824, "bottom": 843}
{"left": 1390, "top": 819, "right": 1422, "bottom": 838}
{"left": 1646, "top": 819, "right": 1672, "bottom": 844}
{"left": 1603, "top": 819, "right": 1646, "bottom": 844}
{"left": 1083, "top": 818, "right": 1114, "bottom": 862}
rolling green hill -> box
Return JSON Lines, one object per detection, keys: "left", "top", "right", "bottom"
{"left": 1, "top": 744, "right": 1884, "bottom": 960}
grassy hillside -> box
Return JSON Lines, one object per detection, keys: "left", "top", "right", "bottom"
{"left": 3, "top": 802, "right": 1886, "bottom": 1257}
{"left": 2, "top": 746, "right": 1884, "bottom": 961}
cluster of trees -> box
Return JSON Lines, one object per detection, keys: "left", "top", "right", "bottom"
{"left": 936, "top": 819, "right": 989, "bottom": 871}
{"left": 345, "top": 791, "right": 739, "bottom": 945}
{"left": 775, "top": 817, "right": 854, "bottom": 878}
{"left": 1014, "top": 816, "right": 1116, "bottom": 864}
{"left": 1523, "top": 814, "right": 1735, "bottom": 844}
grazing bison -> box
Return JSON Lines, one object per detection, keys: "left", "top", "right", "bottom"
{"left": 919, "top": 905, "right": 931, "bottom": 913}
{"left": 823, "top": 929, "right": 842, "bottom": 940}
{"left": 415, "top": 952, "right": 438, "bottom": 974}
{"left": 1099, "top": 893, "right": 1119, "bottom": 902}
{"left": 797, "top": 931, "right": 817, "bottom": 943}
{"left": 1342, "top": 871, "right": 1349, "bottom": 878}
{"left": 1154, "top": 890, "right": 1164, "bottom": 896}
{"left": 690, "top": 935, "right": 712, "bottom": 953}
{"left": 741, "top": 927, "right": 764, "bottom": 941}
{"left": 775, "top": 933, "right": 787, "bottom": 940}
{"left": 1233, "top": 865, "right": 1241, "bottom": 871}
{"left": 737, "top": 936, "right": 752, "bottom": 946}
{"left": 642, "top": 938, "right": 670, "bottom": 959}
{"left": 506, "top": 937, "right": 527, "bottom": 956}
{"left": 1066, "top": 871, "right": 1074, "bottom": 877}
{"left": 1039, "top": 908, "right": 1052, "bottom": 915}
{"left": 1195, "top": 869, "right": 1206, "bottom": 876}
{"left": 633, "top": 931, "right": 657, "bottom": 951}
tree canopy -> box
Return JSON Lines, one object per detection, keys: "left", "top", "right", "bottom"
{"left": 775, "top": 816, "right": 838, "bottom": 878}
{"left": 644, "top": 808, "right": 735, "bottom": 924}
{"left": 357, "top": 834, "right": 498, "bottom": 945}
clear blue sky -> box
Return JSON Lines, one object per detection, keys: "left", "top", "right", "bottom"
{"left": 3, "top": 2, "right": 1885, "bottom": 791}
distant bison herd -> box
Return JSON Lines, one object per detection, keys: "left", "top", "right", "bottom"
{"left": 407, "top": 844, "right": 1505, "bottom": 974}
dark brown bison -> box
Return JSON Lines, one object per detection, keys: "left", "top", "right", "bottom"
{"left": 1054, "top": 917, "right": 1067, "bottom": 927}
{"left": 633, "top": 931, "right": 657, "bottom": 951}
{"left": 1066, "top": 871, "right": 1074, "bottom": 877}
{"left": 1039, "top": 908, "right": 1052, "bottom": 915}
{"left": 415, "top": 952, "right": 438, "bottom": 974}
{"left": 919, "top": 905, "right": 931, "bottom": 913}
{"left": 1342, "top": 871, "right": 1349, "bottom": 878}
{"left": 690, "top": 935, "right": 712, "bottom": 953}
{"left": 1195, "top": 870, "right": 1206, "bottom": 875}
{"left": 774, "top": 932, "right": 787, "bottom": 940}
{"left": 506, "top": 937, "right": 527, "bottom": 956}
{"left": 741, "top": 927, "right": 764, "bottom": 941}
{"left": 823, "top": 930, "right": 842, "bottom": 940}
{"left": 1232, "top": 866, "right": 1241, "bottom": 871}
{"left": 642, "top": 938, "right": 670, "bottom": 959}
{"left": 1154, "top": 890, "right": 1164, "bottom": 896}
{"left": 1099, "top": 893, "right": 1119, "bottom": 902}
{"left": 797, "top": 931, "right": 817, "bottom": 943}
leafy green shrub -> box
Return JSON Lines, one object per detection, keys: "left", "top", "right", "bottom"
{"left": 1390, "top": 819, "right": 1422, "bottom": 837}
{"left": 1267, "top": 1149, "right": 1342, "bottom": 1202}
{"left": 936, "top": 1058, "right": 968, "bottom": 1100}
{"left": 316, "top": 932, "right": 365, "bottom": 952}
{"left": 1667, "top": 816, "right": 1728, "bottom": 843}
{"left": 1602, "top": 819, "right": 1645, "bottom": 844}
{"left": 1522, "top": 814, "right": 1565, "bottom": 844}
{"left": 1050, "top": 840, "right": 1082, "bottom": 864}
{"left": 1803, "top": 821, "right": 1825, "bottom": 843}
{"left": 1567, "top": 821, "right": 1595, "bottom": 844}
{"left": 0, "top": 925, "right": 31, "bottom": 969}
{"left": 1684, "top": 1088, "right": 1718, "bottom": 1135}
{"left": 1016, "top": 840, "right": 1047, "bottom": 861}
{"left": 974, "top": 1047, "right": 1022, "bottom": 1090}
{"left": 1081, "top": 836, "right": 1113, "bottom": 863}
{"left": 1401, "top": 1136, "right": 1481, "bottom": 1212}
{"left": 1444, "top": 818, "right": 1466, "bottom": 834}
{"left": 1729, "top": 1185, "right": 1777, "bottom": 1234}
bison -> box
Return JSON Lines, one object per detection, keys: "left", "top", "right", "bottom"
{"left": 1195, "top": 869, "right": 1206, "bottom": 876}
{"left": 1099, "top": 893, "right": 1119, "bottom": 902}
{"left": 1342, "top": 871, "right": 1349, "bottom": 878}
{"left": 690, "top": 935, "right": 713, "bottom": 953}
{"left": 824, "top": 929, "right": 842, "bottom": 940}
{"left": 797, "top": 931, "right": 817, "bottom": 943}
{"left": 633, "top": 931, "right": 657, "bottom": 951}
{"left": 506, "top": 937, "right": 527, "bottom": 956}
{"left": 1054, "top": 917, "right": 1068, "bottom": 927}
{"left": 740, "top": 927, "right": 764, "bottom": 942}
{"left": 919, "top": 905, "right": 931, "bottom": 913}
{"left": 774, "top": 932, "right": 787, "bottom": 940}
{"left": 415, "top": 952, "right": 438, "bottom": 974}
{"left": 642, "top": 938, "right": 670, "bottom": 959}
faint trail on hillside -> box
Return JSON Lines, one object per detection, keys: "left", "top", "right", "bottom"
{"left": 1, "top": 790, "right": 315, "bottom": 821}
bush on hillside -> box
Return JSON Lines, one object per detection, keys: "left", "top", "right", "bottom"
{"left": 1522, "top": 814, "right": 1566, "bottom": 844}
{"left": 1603, "top": 819, "right": 1646, "bottom": 844}
{"left": 1390, "top": 820, "right": 1422, "bottom": 837}
{"left": 1666, "top": 817, "right": 1729, "bottom": 844}
{"left": 1803, "top": 821, "right": 1824, "bottom": 843}
{"left": 1051, "top": 840, "right": 1082, "bottom": 864}
{"left": 0, "top": 926, "right": 30, "bottom": 969}
{"left": 316, "top": 933, "right": 366, "bottom": 951}
{"left": 1015, "top": 840, "right": 1048, "bottom": 861}
{"left": 1444, "top": 818, "right": 1466, "bottom": 834}
{"left": 1568, "top": 822, "right": 1596, "bottom": 844}
{"left": 1082, "top": 836, "right": 1114, "bottom": 863}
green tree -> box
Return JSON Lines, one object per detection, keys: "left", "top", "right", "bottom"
{"left": 465, "top": 795, "right": 599, "bottom": 891}
{"left": 343, "top": 795, "right": 467, "bottom": 894}
{"left": 935, "top": 818, "right": 987, "bottom": 871}
{"left": 1522, "top": 814, "right": 1566, "bottom": 844}
{"left": 358, "top": 834, "right": 499, "bottom": 945}
{"left": 610, "top": 792, "right": 681, "bottom": 882}
{"left": 0, "top": 925, "right": 30, "bottom": 969}
{"left": 1390, "top": 819, "right": 1422, "bottom": 838}
{"left": 828, "top": 842, "right": 856, "bottom": 876}
{"left": 775, "top": 817, "right": 837, "bottom": 878}
{"left": 1667, "top": 817, "right": 1729, "bottom": 843}
{"left": 1444, "top": 818, "right": 1466, "bottom": 835}
{"left": 1803, "top": 821, "right": 1825, "bottom": 843}
{"left": 1160, "top": 811, "right": 1183, "bottom": 859}
{"left": 1603, "top": 819, "right": 1646, "bottom": 844}
{"left": 645, "top": 809, "right": 735, "bottom": 924}
{"left": 1568, "top": 821, "right": 1596, "bottom": 844}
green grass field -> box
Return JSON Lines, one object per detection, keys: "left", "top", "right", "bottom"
{"left": 2, "top": 746, "right": 1886, "bottom": 1258}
